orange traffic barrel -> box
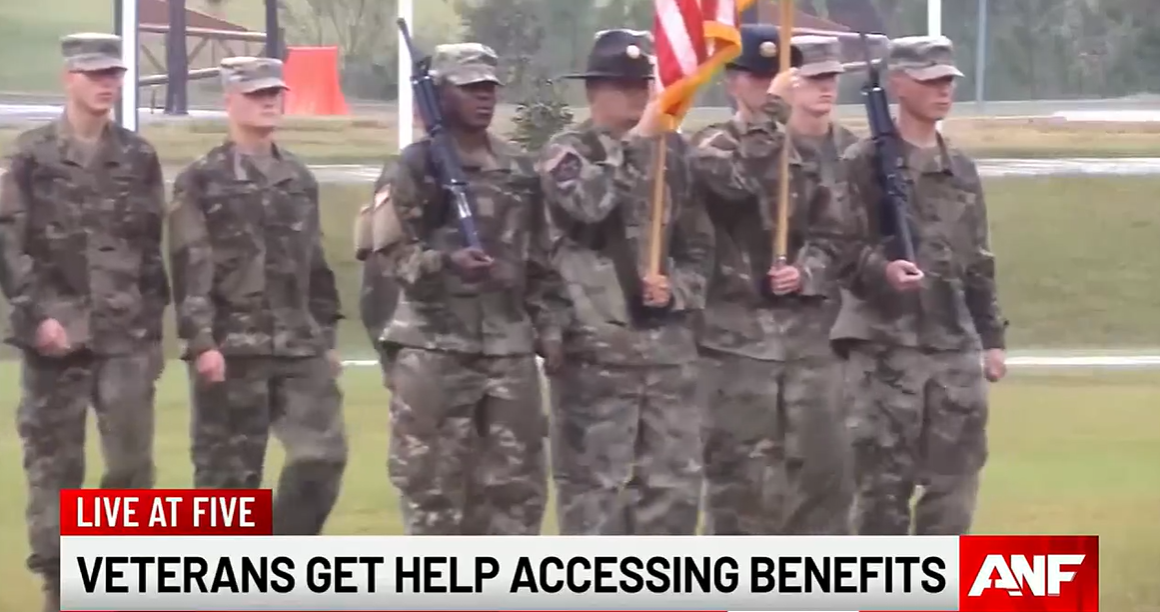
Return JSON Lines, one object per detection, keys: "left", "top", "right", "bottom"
{"left": 283, "top": 46, "right": 350, "bottom": 116}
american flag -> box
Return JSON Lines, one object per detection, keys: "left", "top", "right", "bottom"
{"left": 653, "top": 0, "right": 756, "bottom": 125}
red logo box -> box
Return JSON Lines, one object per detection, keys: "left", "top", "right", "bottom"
{"left": 959, "top": 535, "right": 1099, "bottom": 612}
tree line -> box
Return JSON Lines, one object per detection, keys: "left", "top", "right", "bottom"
{"left": 271, "top": 0, "right": 1159, "bottom": 104}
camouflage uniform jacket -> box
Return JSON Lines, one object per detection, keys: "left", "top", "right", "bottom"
{"left": 379, "top": 133, "right": 566, "bottom": 356}
{"left": 833, "top": 135, "right": 1007, "bottom": 351}
{"left": 792, "top": 122, "right": 862, "bottom": 330}
{"left": 688, "top": 95, "right": 850, "bottom": 361}
{"left": 539, "top": 120, "right": 714, "bottom": 366}
{"left": 0, "top": 119, "right": 170, "bottom": 355}
{"left": 792, "top": 122, "right": 861, "bottom": 194}
{"left": 168, "top": 141, "right": 342, "bottom": 359}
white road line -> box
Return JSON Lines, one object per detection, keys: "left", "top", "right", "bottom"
{"left": 340, "top": 355, "right": 1160, "bottom": 369}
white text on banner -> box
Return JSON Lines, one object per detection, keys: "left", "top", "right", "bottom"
{"left": 60, "top": 535, "right": 959, "bottom": 611}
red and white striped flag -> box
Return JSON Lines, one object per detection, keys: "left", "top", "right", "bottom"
{"left": 653, "top": 0, "right": 756, "bottom": 126}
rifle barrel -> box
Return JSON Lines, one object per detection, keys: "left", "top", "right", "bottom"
{"left": 840, "top": 58, "right": 884, "bottom": 72}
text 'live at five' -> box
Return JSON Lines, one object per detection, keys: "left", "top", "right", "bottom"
{"left": 60, "top": 489, "right": 273, "bottom": 535}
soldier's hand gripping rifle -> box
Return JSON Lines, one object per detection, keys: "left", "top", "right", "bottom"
{"left": 396, "top": 18, "right": 483, "bottom": 251}
{"left": 859, "top": 33, "right": 916, "bottom": 263}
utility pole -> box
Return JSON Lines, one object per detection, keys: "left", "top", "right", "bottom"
{"left": 114, "top": 0, "right": 139, "bottom": 130}
{"left": 265, "top": 0, "right": 283, "bottom": 59}
{"left": 165, "top": 0, "right": 189, "bottom": 115}
{"left": 927, "top": 0, "right": 941, "bottom": 37}
{"left": 975, "top": 0, "right": 988, "bottom": 113}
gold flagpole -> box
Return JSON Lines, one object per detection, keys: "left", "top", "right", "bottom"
{"left": 773, "top": 0, "right": 795, "bottom": 265}
{"left": 646, "top": 130, "right": 668, "bottom": 277}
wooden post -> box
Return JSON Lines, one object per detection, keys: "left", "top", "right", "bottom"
{"left": 165, "top": 0, "right": 189, "bottom": 115}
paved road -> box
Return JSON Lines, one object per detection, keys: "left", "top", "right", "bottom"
{"left": 9, "top": 102, "right": 1160, "bottom": 180}
{"left": 976, "top": 157, "right": 1160, "bottom": 178}
{"left": 165, "top": 158, "right": 1160, "bottom": 185}
{"left": 339, "top": 352, "right": 1160, "bottom": 369}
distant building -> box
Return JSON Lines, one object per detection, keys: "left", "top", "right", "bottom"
{"left": 140, "top": 0, "right": 250, "bottom": 33}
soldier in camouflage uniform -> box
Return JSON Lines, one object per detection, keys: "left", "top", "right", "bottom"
{"left": 539, "top": 30, "right": 714, "bottom": 535}
{"left": 354, "top": 161, "right": 401, "bottom": 383}
{"left": 787, "top": 35, "right": 861, "bottom": 163}
{"left": 0, "top": 33, "right": 169, "bottom": 610}
{"left": 168, "top": 57, "right": 347, "bottom": 535}
{"left": 689, "top": 25, "right": 853, "bottom": 535}
{"left": 376, "top": 43, "right": 564, "bottom": 535}
{"left": 786, "top": 35, "right": 861, "bottom": 406}
{"left": 834, "top": 37, "right": 1008, "bottom": 535}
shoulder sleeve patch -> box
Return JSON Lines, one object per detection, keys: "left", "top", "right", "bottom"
{"left": 366, "top": 184, "right": 391, "bottom": 212}
{"left": 370, "top": 186, "right": 405, "bottom": 251}
{"left": 545, "top": 150, "right": 582, "bottom": 184}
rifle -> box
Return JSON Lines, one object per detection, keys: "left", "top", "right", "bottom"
{"left": 859, "top": 32, "right": 916, "bottom": 262}
{"left": 396, "top": 18, "right": 483, "bottom": 251}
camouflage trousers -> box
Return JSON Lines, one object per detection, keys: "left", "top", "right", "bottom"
{"left": 549, "top": 360, "right": 702, "bottom": 535}
{"left": 17, "top": 347, "right": 163, "bottom": 583}
{"left": 387, "top": 348, "right": 547, "bottom": 535}
{"left": 697, "top": 349, "right": 852, "bottom": 535}
{"left": 364, "top": 320, "right": 395, "bottom": 388}
{"left": 845, "top": 343, "right": 988, "bottom": 535}
{"left": 375, "top": 343, "right": 395, "bottom": 388}
{"left": 189, "top": 355, "right": 348, "bottom": 535}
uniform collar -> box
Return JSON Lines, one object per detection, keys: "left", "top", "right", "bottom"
{"left": 903, "top": 132, "right": 959, "bottom": 176}
{"left": 419, "top": 131, "right": 518, "bottom": 173}
{"left": 221, "top": 139, "right": 299, "bottom": 185}
{"left": 53, "top": 114, "right": 127, "bottom": 168}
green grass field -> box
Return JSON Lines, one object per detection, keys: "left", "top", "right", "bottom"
{"left": 5, "top": 1, "right": 1160, "bottom": 162}
{"left": 0, "top": 366, "right": 1156, "bottom": 611}
{"left": 6, "top": 113, "right": 1160, "bottom": 166}
{"left": 1, "top": 174, "right": 1155, "bottom": 362}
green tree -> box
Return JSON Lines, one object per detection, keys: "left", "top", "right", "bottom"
{"left": 595, "top": 0, "right": 652, "bottom": 31}
{"left": 458, "top": 0, "right": 546, "bottom": 98}
{"left": 508, "top": 76, "right": 574, "bottom": 152}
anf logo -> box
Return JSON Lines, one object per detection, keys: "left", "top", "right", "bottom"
{"left": 967, "top": 554, "right": 1086, "bottom": 597}
{"left": 959, "top": 536, "right": 1099, "bottom": 612}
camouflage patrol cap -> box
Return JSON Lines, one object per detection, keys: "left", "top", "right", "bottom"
{"left": 887, "top": 35, "right": 964, "bottom": 81}
{"left": 791, "top": 35, "right": 844, "bottom": 77}
{"left": 220, "top": 56, "right": 288, "bottom": 93}
{"left": 431, "top": 43, "right": 502, "bottom": 87}
{"left": 61, "top": 33, "right": 125, "bottom": 72}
